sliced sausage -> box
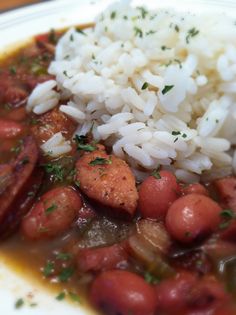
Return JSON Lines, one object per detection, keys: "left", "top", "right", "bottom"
{"left": 90, "top": 270, "right": 157, "bottom": 315}
{"left": 76, "top": 150, "right": 138, "bottom": 218}
{"left": 21, "top": 186, "right": 82, "bottom": 240}
{"left": 31, "top": 107, "right": 76, "bottom": 144}
{"left": 0, "top": 119, "right": 24, "bottom": 138}
{"left": 0, "top": 136, "right": 39, "bottom": 238}
{"left": 77, "top": 243, "right": 128, "bottom": 273}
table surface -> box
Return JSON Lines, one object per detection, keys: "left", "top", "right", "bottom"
{"left": 0, "top": 0, "right": 44, "bottom": 11}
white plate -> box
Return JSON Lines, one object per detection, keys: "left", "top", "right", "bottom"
{"left": 1, "top": 0, "right": 236, "bottom": 314}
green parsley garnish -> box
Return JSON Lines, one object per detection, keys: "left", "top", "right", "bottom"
{"left": 186, "top": 27, "right": 199, "bottom": 44}
{"left": 144, "top": 272, "right": 160, "bottom": 285}
{"left": 182, "top": 133, "right": 187, "bottom": 138}
{"left": 68, "top": 292, "right": 81, "bottom": 303}
{"left": 9, "top": 66, "right": 17, "bottom": 75}
{"left": 45, "top": 204, "right": 57, "bottom": 215}
{"left": 161, "top": 46, "right": 171, "bottom": 51}
{"left": 175, "top": 25, "right": 180, "bottom": 32}
{"left": 43, "top": 261, "right": 55, "bottom": 277}
{"left": 70, "top": 34, "right": 74, "bottom": 41}
{"left": 75, "top": 180, "right": 80, "bottom": 188}
{"left": 219, "top": 221, "right": 231, "bottom": 230}
{"left": 110, "top": 11, "right": 116, "bottom": 19}
{"left": 171, "top": 131, "right": 181, "bottom": 136}
{"left": 20, "top": 156, "right": 29, "bottom": 166}
{"left": 15, "top": 298, "right": 24, "bottom": 309}
{"left": 56, "top": 292, "right": 66, "bottom": 301}
{"left": 89, "top": 157, "right": 112, "bottom": 166}
{"left": 141, "top": 82, "right": 148, "bottom": 90}
{"left": 74, "top": 135, "right": 97, "bottom": 152}
{"left": 146, "top": 30, "right": 155, "bottom": 35}
{"left": 56, "top": 252, "right": 72, "bottom": 261}
{"left": 43, "top": 163, "right": 64, "bottom": 181}
{"left": 174, "top": 137, "right": 178, "bottom": 143}
{"left": 137, "top": 6, "right": 148, "bottom": 19}
{"left": 134, "top": 27, "right": 143, "bottom": 38}
{"left": 58, "top": 267, "right": 74, "bottom": 282}
{"left": 220, "top": 209, "right": 235, "bottom": 219}
{"left": 151, "top": 168, "right": 161, "bottom": 179}
{"left": 162, "top": 85, "right": 174, "bottom": 95}
{"left": 76, "top": 27, "right": 86, "bottom": 35}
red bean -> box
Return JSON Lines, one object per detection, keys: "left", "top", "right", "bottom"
{"left": 0, "top": 119, "right": 24, "bottom": 138}
{"left": 0, "top": 136, "right": 38, "bottom": 238}
{"left": 213, "top": 176, "right": 236, "bottom": 211}
{"left": 166, "top": 194, "right": 222, "bottom": 243}
{"left": 156, "top": 272, "right": 197, "bottom": 313}
{"left": 187, "top": 276, "right": 229, "bottom": 312}
{"left": 138, "top": 171, "right": 181, "bottom": 220}
{"left": 90, "top": 270, "right": 157, "bottom": 315}
{"left": 181, "top": 183, "right": 209, "bottom": 196}
{"left": 77, "top": 243, "right": 128, "bottom": 273}
{"left": 21, "top": 187, "right": 82, "bottom": 240}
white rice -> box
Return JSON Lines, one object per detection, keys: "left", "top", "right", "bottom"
{"left": 27, "top": 1, "right": 236, "bottom": 182}
{"left": 40, "top": 132, "right": 72, "bottom": 158}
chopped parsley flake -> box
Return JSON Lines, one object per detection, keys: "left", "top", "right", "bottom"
{"left": 89, "top": 157, "right": 112, "bottom": 166}
{"left": 68, "top": 292, "right": 81, "bottom": 303}
{"left": 174, "top": 59, "right": 182, "bottom": 68}
{"left": 151, "top": 168, "right": 161, "bottom": 179}
{"left": 137, "top": 6, "right": 148, "bottom": 19}
{"left": 75, "top": 180, "right": 80, "bottom": 188}
{"left": 186, "top": 27, "right": 199, "bottom": 44}
{"left": 220, "top": 209, "right": 235, "bottom": 219}
{"left": 110, "top": 11, "right": 116, "bottom": 19}
{"left": 15, "top": 298, "right": 24, "bottom": 309}
{"left": 63, "top": 70, "right": 72, "bottom": 78}
{"left": 74, "top": 135, "right": 97, "bottom": 152}
{"left": 175, "top": 25, "right": 180, "bottom": 32}
{"left": 20, "top": 156, "right": 29, "bottom": 166}
{"left": 70, "top": 34, "right": 74, "bottom": 41}
{"left": 182, "top": 133, "right": 187, "bottom": 138}
{"left": 144, "top": 272, "right": 160, "bottom": 285}
{"left": 146, "top": 30, "right": 155, "bottom": 35}
{"left": 45, "top": 204, "right": 57, "bottom": 215}
{"left": 134, "top": 27, "right": 143, "bottom": 38}
{"left": 9, "top": 66, "right": 16, "bottom": 75}
{"left": 161, "top": 45, "right": 171, "bottom": 50}
{"left": 58, "top": 267, "right": 74, "bottom": 282}
{"left": 171, "top": 131, "right": 181, "bottom": 136}
{"left": 43, "top": 261, "right": 55, "bottom": 277}
{"left": 219, "top": 221, "right": 231, "bottom": 230}
{"left": 76, "top": 27, "right": 86, "bottom": 35}
{"left": 219, "top": 209, "right": 235, "bottom": 229}
{"left": 162, "top": 85, "right": 174, "bottom": 95}
{"left": 174, "top": 137, "right": 178, "bottom": 143}
{"left": 56, "top": 292, "right": 66, "bottom": 301}
{"left": 43, "top": 163, "right": 64, "bottom": 182}
{"left": 141, "top": 82, "right": 148, "bottom": 90}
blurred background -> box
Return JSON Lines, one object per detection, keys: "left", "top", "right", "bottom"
{"left": 0, "top": 0, "right": 50, "bottom": 11}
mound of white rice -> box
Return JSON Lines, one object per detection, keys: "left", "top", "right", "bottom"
{"left": 28, "top": 1, "right": 236, "bottom": 182}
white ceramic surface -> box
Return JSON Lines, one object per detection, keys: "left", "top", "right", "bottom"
{"left": 1, "top": 0, "right": 236, "bottom": 314}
